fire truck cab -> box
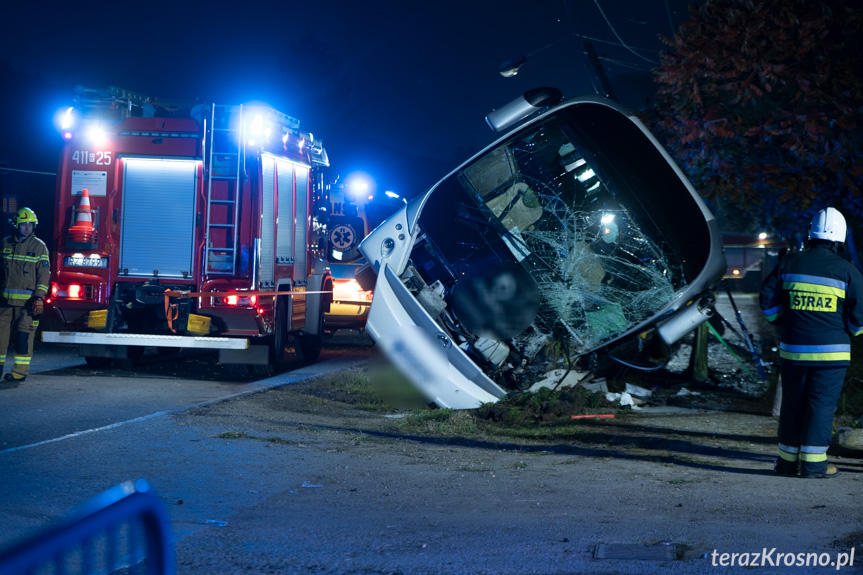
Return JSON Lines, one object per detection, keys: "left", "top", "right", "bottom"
{"left": 43, "top": 86, "right": 333, "bottom": 372}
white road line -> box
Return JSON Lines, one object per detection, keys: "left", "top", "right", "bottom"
{"left": 0, "top": 357, "right": 365, "bottom": 455}
{"left": 0, "top": 410, "right": 177, "bottom": 454}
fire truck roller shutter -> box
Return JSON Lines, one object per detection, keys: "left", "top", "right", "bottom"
{"left": 276, "top": 159, "right": 295, "bottom": 264}
{"left": 119, "top": 158, "right": 197, "bottom": 278}
{"left": 260, "top": 156, "right": 276, "bottom": 288}
{"left": 293, "top": 166, "right": 310, "bottom": 282}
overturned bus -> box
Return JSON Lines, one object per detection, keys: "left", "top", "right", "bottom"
{"left": 357, "top": 91, "right": 726, "bottom": 409}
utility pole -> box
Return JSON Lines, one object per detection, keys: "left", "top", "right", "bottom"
{"left": 0, "top": 161, "right": 7, "bottom": 221}
{"left": 581, "top": 40, "right": 617, "bottom": 101}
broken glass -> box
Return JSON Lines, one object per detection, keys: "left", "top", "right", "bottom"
{"left": 409, "top": 103, "right": 712, "bottom": 390}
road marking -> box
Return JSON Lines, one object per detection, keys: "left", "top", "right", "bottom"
{"left": 0, "top": 357, "right": 365, "bottom": 455}
{"left": 0, "top": 410, "right": 178, "bottom": 454}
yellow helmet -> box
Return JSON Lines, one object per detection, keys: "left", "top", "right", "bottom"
{"left": 11, "top": 207, "right": 38, "bottom": 226}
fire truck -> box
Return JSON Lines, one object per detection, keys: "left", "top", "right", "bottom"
{"left": 42, "top": 86, "right": 333, "bottom": 373}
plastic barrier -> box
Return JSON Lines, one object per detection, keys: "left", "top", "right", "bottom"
{"left": 0, "top": 479, "right": 174, "bottom": 575}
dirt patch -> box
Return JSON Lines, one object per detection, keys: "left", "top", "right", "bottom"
{"left": 206, "top": 358, "right": 863, "bottom": 472}
{"left": 193, "top": 364, "right": 774, "bottom": 459}
{"left": 172, "top": 359, "right": 863, "bottom": 574}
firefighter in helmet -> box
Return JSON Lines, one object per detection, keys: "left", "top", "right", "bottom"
{"left": 0, "top": 207, "right": 50, "bottom": 388}
{"left": 760, "top": 207, "right": 863, "bottom": 478}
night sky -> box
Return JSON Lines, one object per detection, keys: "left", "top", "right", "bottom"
{"left": 1, "top": 0, "right": 695, "bottom": 214}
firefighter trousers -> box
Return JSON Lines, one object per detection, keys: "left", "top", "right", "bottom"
{"left": 0, "top": 304, "right": 39, "bottom": 378}
{"left": 777, "top": 360, "right": 846, "bottom": 475}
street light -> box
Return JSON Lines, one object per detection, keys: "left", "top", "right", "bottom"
{"left": 498, "top": 32, "right": 617, "bottom": 101}
{"left": 499, "top": 56, "right": 528, "bottom": 78}
{"left": 498, "top": 33, "right": 575, "bottom": 78}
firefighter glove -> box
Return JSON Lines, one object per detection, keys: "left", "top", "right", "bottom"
{"left": 29, "top": 296, "right": 44, "bottom": 316}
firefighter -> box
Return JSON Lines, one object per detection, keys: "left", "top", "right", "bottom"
{"left": 0, "top": 207, "right": 50, "bottom": 388}
{"left": 760, "top": 207, "right": 863, "bottom": 478}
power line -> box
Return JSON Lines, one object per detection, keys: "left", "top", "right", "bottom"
{"left": 597, "top": 56, "right": 655, "bottom": 72}
{"left": 578, "top": 34, "right": 658, "bottom": 55}
{"left": 592, "top": 0, "right": 660, "bottom": 64}
{"left": 665, "top": 0, "right": 676, "bottom": 36}
{"left": 0, "top": 167, "right": 57, "bottom": 176}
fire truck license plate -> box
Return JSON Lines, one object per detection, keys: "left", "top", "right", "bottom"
{"left": 65, "top": 256, "right": 108, "bottom": 268}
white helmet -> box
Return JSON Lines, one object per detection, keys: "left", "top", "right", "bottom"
{"left": 809, "top": 207, "right": 847, "bottom": 243}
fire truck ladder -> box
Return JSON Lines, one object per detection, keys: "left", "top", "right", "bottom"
{"left": 204, "top": 104, "right": 244, "bottom": 275}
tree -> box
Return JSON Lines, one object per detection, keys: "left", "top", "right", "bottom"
{"left": 652, "top": 0, "right": 863, "bottom": 240}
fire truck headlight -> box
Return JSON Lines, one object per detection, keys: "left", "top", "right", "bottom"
{"left": 86, "top": 125, "right": 108, "bottom": 146}
{"left": 250, "top": 114, "right": 264, "bottom": 136}
{"left": 61, "top": 107, "right": 76, "bottom": 130}
{"left": 54, "top": 106, "right": 80, "bottom": 138}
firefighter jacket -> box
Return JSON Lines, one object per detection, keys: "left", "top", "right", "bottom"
{"left": 760, "top": 244, "right": 863, "bottom": 365}
{"left": 2, "top": 233, "right": 51, "bottom": 307}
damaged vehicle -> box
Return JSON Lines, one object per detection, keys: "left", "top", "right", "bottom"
{"left": 358, "top": 90, "right": 726, "bottom": 409}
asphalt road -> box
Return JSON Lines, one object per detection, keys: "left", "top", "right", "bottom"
{"left": 0, "top": 333, "right": 371, "bottom": 544}
{"left": 0, "top": 332, "right": 372, "bottom": 452}
{"left": 5, "top": 296, "right": 861, "bottom": 575}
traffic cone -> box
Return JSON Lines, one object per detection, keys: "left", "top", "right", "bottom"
{"left": 68, "top": 189, "right": 96, "bottom": 244}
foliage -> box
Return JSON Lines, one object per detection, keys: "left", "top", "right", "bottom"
{"left": 474, "top": 387, "right": 613, "bottom": 425}
{"left": 652, "top": 0, "right": 863, "bottom": 238}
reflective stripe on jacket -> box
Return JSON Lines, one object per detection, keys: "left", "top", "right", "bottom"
{"left": 2, "top": 234, "right": 51, "bottom": 306}
{"left": 759, "top": 244, "right": 863, "bottom": 366}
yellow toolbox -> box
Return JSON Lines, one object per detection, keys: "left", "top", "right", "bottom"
{"left": 87, "top": 309, "right": 108, "bottom": 329}
{"left": 186, "top": 313, "right": 211, "bottom": 335}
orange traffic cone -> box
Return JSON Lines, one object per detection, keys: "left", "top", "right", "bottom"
{"left": 68, "top": 189, "right": 96, "bottom": 244}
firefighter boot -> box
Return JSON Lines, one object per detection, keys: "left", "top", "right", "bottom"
{"left": 774, "top": 458, "right": 798, "bottom": 477}
{"left": 801, "top": 463, "right": 838, "bottom": 479}
{"left": 1, "top": 373, "right": 23, "bottom": 389}
{"left": 10, "top": 329, "right": 34, "bottom": 381}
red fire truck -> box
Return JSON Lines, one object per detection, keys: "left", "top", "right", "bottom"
{"left": 42, "top": 86, "right": 333, "bottom": 373}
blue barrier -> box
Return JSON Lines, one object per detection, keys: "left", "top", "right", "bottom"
{"left": 0, "top": 479, "right": 174, "bottom": 575}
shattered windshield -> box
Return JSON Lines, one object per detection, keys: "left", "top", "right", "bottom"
{"left": 415, "top": 103, "right": 711, "bottom": 355}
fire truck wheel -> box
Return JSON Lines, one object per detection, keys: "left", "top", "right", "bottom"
{"left": 270, "top": 298, "right": 290, "bottom": 369}
{"left": 84, "top": 356, "right": 112, "bottom": 369}
{"left": 113, "top": 346, "right": 145, "bottom": 369}
{"left": 156, "top": 346, "right": 181, "bottom": 357}
{"left": 226, "top": 363, "right": 253, "bottom": 376}
{"left": 295, "top": 311, "right": 324, "bottom": 363}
